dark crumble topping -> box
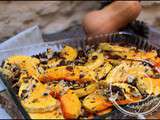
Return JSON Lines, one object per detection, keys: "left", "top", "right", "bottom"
{"left": 11, "top": 64, "right": 20, "bottom": 72}
{"left": 36, "top": 52, "right": 47, "bottom": 59}
{"left": 66, "top": 66, "right": 73, "bottom": 72}
{"left": 20, "top": 93, "right": 28, "bottom": 100}
{"left": 92, "top": 55, "right": 98, "bottom": 60}
{"left": 128, "top": 86, "right": 135, "bottom": 93}
{"left": 100, "top": 64, "right": 104, "bottom": 68}
{"left": 32, "top": 84, "right": 36, "bottom": 88}
{"left": 58, "top": 60, "right": 66, "bottom": 66}
{"left": 22, "top": 89, "right": 28, "bottom": 94}
{"left": 79, "top": 73, "right": 85, "bottom": 79}
{"left": 35, "top": 79, "right": 39, "bottom": 83}
{"left": 32, "top": 54, "right": 40, "bottom": 59}
{"left": 63, "top": 52, "right": 69, "bottom": 56}
{"left": 43, "top": 92, "right": 49, "bottom": 96}
{"left": 110, "top": 55, "right": 122, "bottom": 59}
{"left": 141, "top": 92, "right": 149, "bottom": 99}
{"left": 40, "top": 60, "right": 48, "bottom": 65}
{"left": 74, "top": 59, "right": 86, "bottom": 65}
{"left": 141, "top": 61, "right": 149, "bottom": 66}
{"left": 78, "top": 50, "right": 87, "bottom": 58}
{"left": 23, "top": 78, "right": 29, "bottom": 83}
{"left": 111, "top": 86, "right": 124, "bottom": 97}
{"left": 52, "top": 52, "right": 61, "bottom": 58}
{"left": 127, "top": 78, "right": 137, "bottom": 87}
{"left": 70, "top": 72, "right": 75, "bottom": 76}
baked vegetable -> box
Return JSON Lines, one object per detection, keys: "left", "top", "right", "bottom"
{"left": 60, "top": 45, "right": 78, "bottom": 61}
{"left": 104, "top": 63, "right": 129, "bottom": 84}
{"left": 85, "top": 52, "right": 104, "bottom": 70}
{"left": 99, "top": 43, "right": 130, "bottom": 52}
{"left": 95, "top": 62, "right": 112, "bottom": 80}
{"left": 46, "top": 59, "right": 62, "bottom": 68}
{"left": 2, "top": 55, "right": 40, "bottom": 77}
{"left": 111, "top": 83, "right": 142, "bottom": 101}
{"left": 83, "top": 91, "right": 141, "bottom": 113}
{"left": 39, "top": 66, "right": 96, "bottom": 83}
{"left": 1, "top": 42, "right": 160, "bottom": 119}
{"left": 104, "top": 62, "right": 153, "bottom": 85}
{"left": 4, "top": 56, "right": 40, "bottom": 66}
{"left": 72, "top": 83, "right": 98, "bottom": 98}
{"left": 19, "top": 80, "right": 57, "bottom": 113}
{"left": 136, "top": 77, "right": 160, "bottom": 96}
{"left": 29, "top": 107, "right": 64, "bottom": 119}
{"left": 83, "top": 93, "right": 112, "bottom": 112}
{"left": 60, "top": 90, "right": 81, "bottom": 119}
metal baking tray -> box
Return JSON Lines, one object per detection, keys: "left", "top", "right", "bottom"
{"left": 0, "top": 32, "right": 159, "bottom": 119}
{"left": 0, "top": 37, "right": 85, "bottom": 119}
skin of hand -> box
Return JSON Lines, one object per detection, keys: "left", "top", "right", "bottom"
{"left": 82, "top": 1, "right": 142, "bottom": 37}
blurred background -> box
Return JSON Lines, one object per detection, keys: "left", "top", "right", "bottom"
{"left": 0, "top": 1, "right": 160, "bottom": 42}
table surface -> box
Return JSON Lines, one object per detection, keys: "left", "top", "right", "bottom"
{"left": 1, "top": 25, "right": 160, "bottom": 119}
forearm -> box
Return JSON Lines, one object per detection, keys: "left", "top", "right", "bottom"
{"left": 102, "top": 1, "right": 141, "bottom": 31}
{"left": 83, "top": 1, "right": 141, "bottom": 36}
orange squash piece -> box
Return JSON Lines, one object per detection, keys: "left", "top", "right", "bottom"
{"left": 83, "top": 93, "right": 112, "bottom": 112}
{"left": 20, "top": 81, "right": 57, "bottom": 113}
{"left": 3, "top": 55, "right": 40, "bottom": 78}
{"left": 39, "top": 66, "right": 96, "bottom": 83}
{"left": 83, "top": 93, "right": 141, "bottom": 113}
{"left": 60, "top": 45, "right": 78, "bottom": 61}
{"left": 29, "top": 105, "right": 64, "bottom": 119}
{"left": 60, "top": 90, "right": 81, "bottom": 119}
{"left": 72, "top": 83, "right": 98, "bottom": 98}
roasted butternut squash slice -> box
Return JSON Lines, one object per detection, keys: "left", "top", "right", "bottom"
{"left": 104, "top": 63, "right": 129, "bottom": 84}
{"left": 105, "top": 59, "right": 128, "bottom": 66}
{"left": 4, "top": 56, "right": 39, "bottom": 65}
{"left": 127, "top": 62, "right": 154, "bottom": 77}
{"left": 85, "top": 52, "right": 104, "bottom": 70}
{"left": 99, "top": 43, "right": 157, "bottom": 61}
{"left": 99, "top": 43, "right": 130, "bottom": 52}
{"left": 60, "top": 45, "right": 78, "bottom": 61}
{"left": 29, "top": 106, "right": 64, "bottom": 119}
{"left": 104, "top": 62, "right": 153, "bottom": 84}
{"left": 39, "top": 66, "right": 96, "bottom": 83}
{"left": 46, "top": 59, "right": 62, "bottom": 68}
{"left": 83, "top": 91, "right": 141, "bottom": 113}
{"left": 3, "top": 55, "right": 40, "bottom": 77}
{"left": 95, "top": 62, "right": 112, "bottom": 80}
{"left": 18, "top": 78, "right": 37, "bottom": 98}
{"left": 60, "top": 90, "right": 81, "bottom": 119}
{"left": 136, "top": 77, "right": 160, "bottom": 96}
{"left": 73, "top": 83, "right": 98, "bottom": 98}
{"left": 19, "top": 74, "right": 28, "bottom": 84}
{"left": 19, "top": 81, "right": 57, "bottom": 113}
{"left": 111, "top": 83, "right": 142, "bottom": 102}
{"left": 127, "top": 50, "right": 157, "bottom": 61}
{"left": 19, "top": 73, "right": 39, "bottom": 85}
{"left": 83, "top": 93, "right": 112, "bottom": 112}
